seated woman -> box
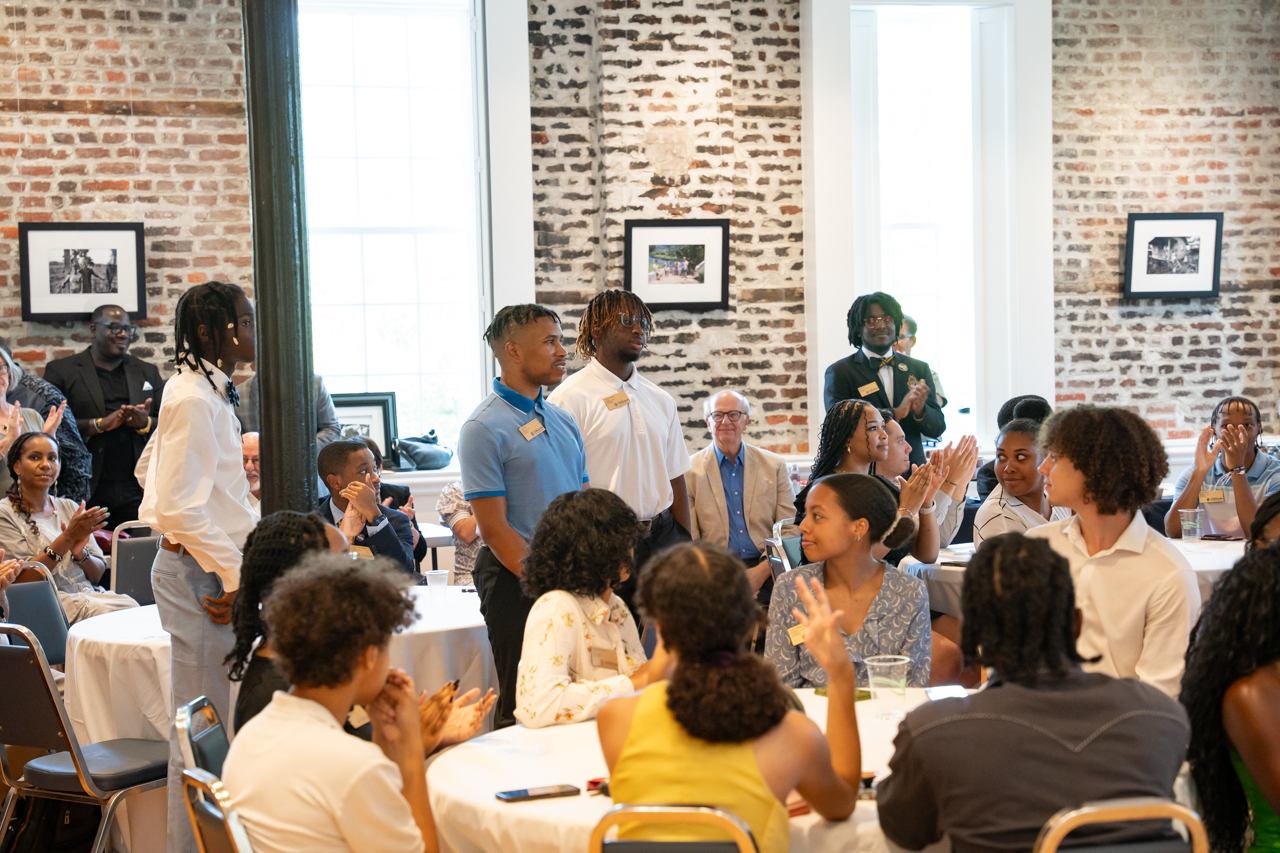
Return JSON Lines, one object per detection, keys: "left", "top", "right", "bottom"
{"left": 1182, "top": 545, "right": 1280, "bottom": 853}
{"left": 879, "top": 411, "right": 978, "bottom": 549}
{"left": 1167, "top": 396, "right": 1280, "bottom": 539}
{"left": 515, "top": 489, "right": 649, "bottom": 728}
{"left": 0, "top": 432, "right": 135, "bottom": 624}
{"left": 973, "top": 415, "right": 1070, "bottom": 545}
{"left": 1248, "top": 493, "right": 1280, "bottom": 551}
{"left": 598, "top": 544, "right": 861, "bottom": 853}
{"left": 766, "top": 473, "right": 931, "bottom": 688}
{"left": 975, "top": 395, "right": 1052, "bottom": 501}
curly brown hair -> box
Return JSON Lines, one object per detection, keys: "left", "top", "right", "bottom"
{"left": 522, "top": 489, "right": 645, "bottom": 600}
{"left": 262, "top": 553, "right": 416, "bottom": 688}
{"left": 638, "top": 543, "right": 790, "bottom": 743}
{"left": 1039, "top": 405, "right": 1167, "bottom": 515}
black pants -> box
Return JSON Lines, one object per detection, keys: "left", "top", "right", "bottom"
{"left": 90, "top": 476, "right": 144, "bottom": 531}
{"left": 616, "top": 507, "right": 692, "bottom": 624}
{"left": 473, "top": 546, "right": 535, "bottom": 729}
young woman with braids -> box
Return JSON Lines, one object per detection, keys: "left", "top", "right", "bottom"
{"left": 877, "top": 533, "right": 1190, "bottom": 853}
{"left": 0, "top": 431, "right": 136, "bottom": 624}
{"left": 135, "top": 280, "right": 260, "bottom": 853}
{"left": 1182, "top": 545, "right": 1280, "bottom": 853}
{"left": 1246, "top": 492, "right": 1280, "bottom": 551}
{"left": 598, "top": 544, "right": 862, "bottom": 852}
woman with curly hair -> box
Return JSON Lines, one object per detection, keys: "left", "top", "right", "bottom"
{"left": 598, "top": 544, "right": 863, "bottom": 852}
{"left": 1028, "top": 405, "right": 1199, "bottom": 698}
{"left": 1182, "top": 546, "right": 1280, "bottom": 853}
{"left": 514, "top": 488, "right": 649, "bottom": 727}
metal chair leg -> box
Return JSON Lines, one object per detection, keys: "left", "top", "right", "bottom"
{"left": 0, "top": 787, "right": 19, "bottom": 848}
{"left": 90, "top": 789, "right": 127, "bottom": 853}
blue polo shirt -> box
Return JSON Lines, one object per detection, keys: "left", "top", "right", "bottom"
{"left": 715, "top": 444, "right": 760, "bottom": 562}
{"left": 1173, "top": 449, "right": 1280, "bottom": 536}
{"left": 458, "top": 378, "right": 588, "bottom": 542}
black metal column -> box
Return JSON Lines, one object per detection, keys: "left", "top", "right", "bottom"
{"left": 241, "top": 0, "right": 316, "bottom": 513}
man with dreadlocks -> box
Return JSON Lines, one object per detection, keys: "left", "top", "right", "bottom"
{"left": 824, "top": 292, "right": 944, "bottom": 467}
{"left": 547, "top": 289, "right": 691, "bottom": 618}
{"left": 136, "top": 280, "right": 259, "bottom": 853}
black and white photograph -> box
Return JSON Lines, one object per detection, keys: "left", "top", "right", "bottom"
{"left": 332, "top": 391, "right": 401, "bottom": 467}
{"left": 19, "top": 222, "right": 146, "bottom": 322}
{"left": 625, "top": 219, "right": 729, "bottom": 311}
{"left": 1123, "top": 212, "right": 1223, "bottom": 299}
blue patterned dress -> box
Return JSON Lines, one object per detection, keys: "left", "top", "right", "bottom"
{"left": 765, "top": 561, "right": 932, "bottom": 688}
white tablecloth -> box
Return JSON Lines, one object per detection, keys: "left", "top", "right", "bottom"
{"left": 427, "top": 688, "right": 938, "bottom": 853}
{"left": 903, "top": 539, "right": 1243, "bottom": 618}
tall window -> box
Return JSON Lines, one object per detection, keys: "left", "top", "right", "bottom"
{"left": 298, "top": 0, "right": 487, "bottom": 446}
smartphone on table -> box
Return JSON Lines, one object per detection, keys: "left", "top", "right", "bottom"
{"left": 495, "top": 784, "right": 581, "bottom": 802}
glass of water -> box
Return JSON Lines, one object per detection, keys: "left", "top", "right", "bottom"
{"left": 865, "top": 654, "right": 911, "bottom": 721}
{"left": 1179, "top": 508, "right": 1204, "bottom": 542}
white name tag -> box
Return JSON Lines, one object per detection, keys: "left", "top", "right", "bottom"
{"left": 518, "top": 419, "right": 546, "bottom": 441}
{"left": 591, "top": 647, "right": 619, "bottom": 670}
{"left": 857, "top": 382, "right": 879, "bottom": 397}
{"left": 603, "top": 391, "right": 630, "bottom": 411}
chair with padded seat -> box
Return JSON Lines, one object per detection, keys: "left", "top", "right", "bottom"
{"left": 1032, "top": 797, "right": 1208, "bottom": 853}
{"left": 0, "top": 623, "right": 168, "bottom": 853}
{"left": 764, "top": 517, "right": 804, "bottom": 580}
{"left": 177, "top": 696, "right": 230, "bottom": 778}
{"left": 111, "top": 520, "right": 159, "bottom": 607}
{"left": 589, "top": 804, "right": 759, "bottom": 853}
{"left": 4, "top": 562, "right": 70, "bottom": 667}
{"left": 182, "top": 767, "right": 255, "bottom": 853}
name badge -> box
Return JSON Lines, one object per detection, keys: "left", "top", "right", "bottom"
{"left": 1200, "top": 490, "right": 1225, "bottom": 503}
{"left": 603, "top": 390, "right": 630, "bottom": 411}
{"left": 591, "top": 647, "right": 619, "bottom": 670}
{"left": 857, "top": 382, "right": 880, "bottom": 397}
{"left": 519, "top": 419, "right": 546, "bottom": 441}
{"left": 349, "top": 545, "right": 375, "bottom": 560}
{"left": 787, "top": 624, "right": 807, "bottom": 646}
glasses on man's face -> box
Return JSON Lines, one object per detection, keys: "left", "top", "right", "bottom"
{"left": 99, "top": 322, "right": 138, "bottom": 341}
{"left": 864, "top": 316, "right": 896, "bottom": 330}
{"left": 619, "top": 313, "right": 651, "bottom": 333}
{"left": 709, "top": 410, "right": 747, "bottom": 423}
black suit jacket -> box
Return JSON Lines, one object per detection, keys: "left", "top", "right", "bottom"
{"left": 43, "top": 349, "right": 165, "bottom": 494}
{"left": 824, "top": 350, "right": 945, "bottom": 466}
{"left": 316, "top": 497, "right": 416, "bottom": 573}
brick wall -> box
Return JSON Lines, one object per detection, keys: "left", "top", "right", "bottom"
{"left": 1053, "top": 0, "right": 1280, "bottom": 437}
{"left": 528, "top": 0, "right": 809, "bottom": 453}
{"left": 0, "top": 0, "right": 248, "bottom": 377}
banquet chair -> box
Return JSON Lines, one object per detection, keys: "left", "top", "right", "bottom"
{"left": 111, "top": 521, "right": 158, "bottom": 607}
{"left": 1032, "top": 797, "right": 1207, "bottom": 853}
{"left": 764, "top": 518, "right": 803, "bottom": 579}
{"left": 182, "top": 767, "right": 255, "bottom": 853}
{"left": 177, "top": 696, "right": 230, "bottom": 778}
{"left": 4, "top": 562, "right": 70, "bottom": 667}
{"left": 588, "top": 804, "right": 758, "bottom": 853}
{"left": 0, "top": 623, "right": 168, "bottom": 853}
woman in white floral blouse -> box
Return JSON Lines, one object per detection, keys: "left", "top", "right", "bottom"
{"left": 514, "top": 489, "right": 651, "bottom": 727}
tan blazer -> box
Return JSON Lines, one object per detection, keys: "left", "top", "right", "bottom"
{"left": 685, "top": 442, "right": 799, "bottom": 556}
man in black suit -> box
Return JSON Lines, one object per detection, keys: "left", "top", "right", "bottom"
{"left": 824, "top": 291, "right": 944, "bottom": 466}
{"left": 44, "top": 304, "right": 165, "bottom": 526}
{"left": 316, "top": 439, "right": 415, "bottom": 573}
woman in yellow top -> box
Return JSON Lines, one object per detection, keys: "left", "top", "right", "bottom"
{"left": 597, "top": 543, "right": 863, "bottom": 853}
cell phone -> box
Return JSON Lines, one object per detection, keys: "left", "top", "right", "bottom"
{"left": 926, "top": 685, "right": 968, "bottom": 700}
{"left": 1200, "top": 534, "right": 1243, "bottom": 541}
{"left": 495, "top": 785, "right": 581, "bottom": 802}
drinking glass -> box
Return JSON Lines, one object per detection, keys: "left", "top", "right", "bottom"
{"left": 424, "top": 570, "right": 448, "bottom": 602}
{"left": 1179, "top": 508, "right": 1203, "bottom": 542}
{"left": 865, "top": 654, "right": 910, "bottom": 721}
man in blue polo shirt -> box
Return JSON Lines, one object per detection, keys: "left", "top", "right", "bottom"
{"left": 459, "top": 304, "right": 588, "bottom": 727}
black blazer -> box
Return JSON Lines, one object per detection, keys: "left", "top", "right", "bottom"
{"left": 315, "top": 497, "right": 416, "bottom": 573}
{"left": 824, "top": 350, "right": 945, "bottom": 466}
{"left": 43, "top": 349, "right": 165, "bottom": 494}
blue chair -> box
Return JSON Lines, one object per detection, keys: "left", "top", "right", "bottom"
{"left": 589, "top": 804, "right": 759, "bottom": 852}
{"left": 764, "top": 517, "right": 804, "bottom": 580}
{"left": 0, "top": 623, "right": 168, "bottom": 853}
{"left": 5, "top": 562, "right": 70, "bottom": 666}
{"left": 182, "top": 767, "right": 255, "bottom": 853}
{"left": 111, "top": 521, "right": 159, "bottom": 607}
{"left": 177, "top": 696, "right": 230, "bottom": 778}
{"left": 1033, "top": 797, "right": 1207, "bottom": 853}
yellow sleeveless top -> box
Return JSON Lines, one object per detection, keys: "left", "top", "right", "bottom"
{"left": 608, "top": 682, "right": 790, "bottom": 853}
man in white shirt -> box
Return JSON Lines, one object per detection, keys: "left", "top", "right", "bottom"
{"left": 548, "top": 290, "right": 691, "bottom": 616}
{"left": 135, "top": 281, "right": 260, "bottom": 853}
{"left": 242, "top": 431, "right": 261, "bottom": 510}
{"left": 1027, "top": 405, "right": 1200, "bottom": 698}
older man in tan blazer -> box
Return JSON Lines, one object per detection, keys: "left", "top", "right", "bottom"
{"left": 686, "top": 390, "right": 798, "bottom": 598}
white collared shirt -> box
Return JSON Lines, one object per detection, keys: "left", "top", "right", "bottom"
{"left": 136, "top": 361, "right": 258, "bottom": 592}
{"left": 1027, "top": 512, "right": 1200, "bottom": 698}
{"left": 222, "top": 692, "right": 424, "bottom": 853}
{"left": 862, "top": 345, "right": 895, "bottom": 399}
{"left": 547, "top": 358, "right": 691, "bottom": 519}
{"left": 327, "top": 497, "right": 389, "bottom": 537}
{"left": 972, "top": 484, "right": 1072, "bottom": 546}
{"left": 514, "top": 589, "right": 645, "bottom": 728}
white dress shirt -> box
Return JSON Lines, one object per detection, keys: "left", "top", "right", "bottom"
{"left": 863, "top": 345, "right": 896, "bottom": 400}
{"left": 514, "top": 589, "right": 645, "bottom": 728}
{"left": 1027, "top": 512, "right": 1200, "bottom": 698}
{"left": 222, "top": 691, "right": 424, "bottom": 853}
{"left": 136, "top": 361, "right": 258, "bottom": 592}
{"left": 327, "top": 496, "right": 389, "bottom": 537}
{"left": 972, "top": 485, "right": 1072, "bottom": 546}
{"left": 547, "top": 358, "right": 691, "bottom": 519}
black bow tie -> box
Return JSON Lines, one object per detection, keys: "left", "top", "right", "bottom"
{"left": 225, "top": 381, "right": 240, "bottom": 407}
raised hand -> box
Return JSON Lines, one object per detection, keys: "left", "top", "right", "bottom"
{"left": 896, "top": 462, "right": 935, "bottom": 514}
{"left": 0, "top": 407, "right": 21, "bottom": 457}
{"left": 948, "top": 435, "right": 980, "bottom": 490}
{"left": 1220, "top": 423, "right": 1252, "bottom": 470}
{"left": 792, "top": 576, "right": 853, "bottom": 678}
{"left": 920, "top": 449, "right": 951, "bottom": 507}
{"left": 1193, "top": 425, "right": 1220, "bottom": 473}
{"left": 42, "top": 400, "right": 67, "bottom": 435}
{"left": 63, "top": 502, "right": 109, "bottom": 549}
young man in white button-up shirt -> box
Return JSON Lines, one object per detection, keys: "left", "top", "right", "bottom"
{"left": 547, "top": 291, "right": 692, "bottom": 616}
{"left": 136, "top": 281, "right": 260, "bottom": 853}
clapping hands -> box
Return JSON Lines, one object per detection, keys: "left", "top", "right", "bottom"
{"left": 431, "top": 685, "right": 497, "bottom": 749}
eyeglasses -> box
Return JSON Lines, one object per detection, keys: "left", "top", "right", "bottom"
{"left": 99, "top": 322, "right": 138, "bottom": 340}
{"left": 619, "top": 313, "right": 651, "bottom": 332}
{"left": 709, "top": 410, "right": 747, "bottom": 423}
{"left": 864, "top": 316, "right": 896, "bottom": 329}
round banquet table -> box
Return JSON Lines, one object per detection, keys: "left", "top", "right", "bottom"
{"left": 902, "top": 539, "right": 1244, "bottom": 619}
{"left": 427, "top": 688, "right": 943, "bottom": 853}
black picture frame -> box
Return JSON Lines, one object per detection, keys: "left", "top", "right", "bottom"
{"left": 623, "top": 218, "right": 730, "bottom": 312}
{"left": 1123, "top": 212, "right": 1223, "bottom": 300}
{"left": 18, "top": 222, "right": 147, "bottom": 322}
{"left": 332, "top": 392, "right": 401, "bottom": 469}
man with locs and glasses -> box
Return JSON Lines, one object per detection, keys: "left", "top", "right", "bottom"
{"left": 824, "top": 292, "right": 944, "bottom": 466}
{"left": 685, "top": 389, "right": 798, "bottom": 605}
{"left": 44, "top": 304, "right": 164, "bottom": 527}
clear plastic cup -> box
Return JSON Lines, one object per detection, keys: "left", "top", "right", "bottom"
{"left": 1179, "top": 508, "right": 1203, "bottom": 542}
{"left": 424, "top": 570, "right": 448, "bottom": 602}
{"left": 865, "top": 654, "right": 910, "bottom": 720}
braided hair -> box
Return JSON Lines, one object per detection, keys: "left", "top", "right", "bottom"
{"left": 960, "top": 533, "right": 1089, "bottom": 684}
{"left": 845, "top": 292, "right": 904, "bottom": 348}
{"left": 173, "top": 281, "right": 247, "bottom": 394}
{"left": 575, "top": 289, "right": 653, "bottom": 360}
{"left": 1210, "top": 396, "right": 1262, "bottom": 431}
{"left": 1248, "top": 492, "right": 1280, "bottom": 550}
{"left": 225, "top": 511, "right": 330, "bottom": 681}
{"left": 1181, "top": 545, "right": 1280, "bottom": 852}
{"left": 796, "top": 400, "right": 877, "bottom": 523}
{"left": 5, "top": 431, "right": 58, "bottom": 538}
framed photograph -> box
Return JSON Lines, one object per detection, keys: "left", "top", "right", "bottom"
{"left": 624, "top": 218, "right": 730, "bottom": 312}
{"left": 332, "top": 392, "right": 401, "bottom": 469}
{"left": 1123, "top": 212, "right": 1223, "bottom": 299}
{"left": 18, "top": 222, "right": 147, "bottom": 322}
